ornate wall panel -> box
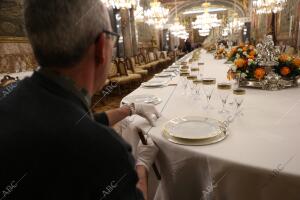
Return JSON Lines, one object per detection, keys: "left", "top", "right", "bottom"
{"left": 0, "top": 0, "right": 37, "bottom": 73}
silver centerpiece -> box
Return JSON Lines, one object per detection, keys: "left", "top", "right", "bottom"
{"left": 239, "top": 35, "right": 298, "bottom": 90}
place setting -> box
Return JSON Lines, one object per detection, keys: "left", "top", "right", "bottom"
{"left": 122, "top": 94, "right": 162, "bottom": 105}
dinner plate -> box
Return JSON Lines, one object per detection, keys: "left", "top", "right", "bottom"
{"left": 163, "top": 129, "right": 228, "bottom": 146}
{"left": 122, "top": 94, "right": 162, "bottom": 105}
{"left": 141, "top": 80, "right": 168, "bottom": 87}
{"left": 163, "top": 116, "right": 224, "bottom": 140}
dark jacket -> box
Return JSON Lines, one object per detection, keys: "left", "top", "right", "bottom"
{"left": 0, "top": 71, "right": 143, "bottom": 200}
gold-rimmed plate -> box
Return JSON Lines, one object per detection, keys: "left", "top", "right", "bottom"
{"left": 162, "top": 129, "right": 228, "bottom": 146}
{"left": 163, "top": 116, "right": 224, "bottom": 140}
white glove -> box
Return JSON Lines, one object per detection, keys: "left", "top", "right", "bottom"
{"left": 120, "top": 121, "right": 141, "bottom": 158}
{"left": 133, "top": 104, "right": 161, "bottom": 126}
{"left": 136, "top": 136, "right": 159, "bottom": 172}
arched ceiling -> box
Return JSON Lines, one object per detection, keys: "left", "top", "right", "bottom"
{"left": 162, "top": 0, "right": 248, "bottom": 23}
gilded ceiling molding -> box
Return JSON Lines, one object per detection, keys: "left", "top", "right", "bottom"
{"left": 166, "top": 0, "right": 247, "bottom": 22}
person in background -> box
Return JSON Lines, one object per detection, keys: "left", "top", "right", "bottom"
{"left": 184, "top": 38, "right": 193, "bottom": 53}
{"left": 0, "top": 0, "right": 159, "bottom": 199}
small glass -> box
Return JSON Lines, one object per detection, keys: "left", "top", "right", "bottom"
{"left": 193, "top": 79, "right": 202, "bottom": 100}
{"left": 187, "top": 75, "right": 197, "bottom": 94}
{"left": 190, "top": 67, "right": 200, "bottom": 78}
{"left": 198, "top": 63, "right": 204, "bottom": 79}
{"left": 202, "top": 78, "right": 216, "bottom": 109}
{"left": 217, "top": 83, "right": 232, "bottom": 113}
{"left": 180, "top": 72, "right": 190, "bottom": 95}
{"left": 233, "top": 88, "right": 246, "bottom": 116}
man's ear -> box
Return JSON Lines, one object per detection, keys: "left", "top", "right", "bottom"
{"left": 95, "top": 33, "right": 106, "bottom": 65}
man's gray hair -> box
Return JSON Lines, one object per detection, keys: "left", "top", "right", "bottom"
{"left": 24, "top": 0, "right": 111, "bottom": 68}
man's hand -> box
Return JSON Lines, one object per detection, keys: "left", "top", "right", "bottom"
{"left": 133, "top": 104, "right": 161, "bottom": 126}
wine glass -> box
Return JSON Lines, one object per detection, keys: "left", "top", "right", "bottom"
{"left": 217, "top": 83, "right": 232, "bottom": 113}
{"left": 198, "top": 63, "right": 204, "bottom": 79}
{"left": 193, "top": 79, "right": 202, "bottom": 100}
{"left": 180, "top": 72, "right": 189, "bottom": 95}
{"left": 202, "top": 78, "right": 216, "bottom": 110}
{"left": 233, "top": 88, "right": 246, "bottom": 117}
{"left": 187, "top": 75, "right": 197, "bottom": 95}
{"left": 190, "top": 67, "right": 200, "bottom": 78}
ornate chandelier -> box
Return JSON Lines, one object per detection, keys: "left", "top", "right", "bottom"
{"left": 169, "top": 17, "right": 188, "bottom": 39}
{"left": 101, "top": 0, "right": 136, "bottom": 9}
{"left": 253, "top": 0, "right": 287, "bottom": 14}
{"left": 144, "top": 0, "right": 169, "bottom": 29}
{"left": 134, "top": 4, "right": 144, "bottom": 22}
{"left": 192, "top": 2, "right": 221, "bottom": 37}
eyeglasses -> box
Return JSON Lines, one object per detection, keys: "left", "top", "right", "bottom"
{"left": 103, "top": 30, "right": 119, "bottom": 45}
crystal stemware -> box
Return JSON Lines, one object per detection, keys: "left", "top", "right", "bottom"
{"left": 198, "top": 63, "right": 204, "bottom": 79}
{"left": 202, "top": 78, "right": 216, "bottom": 110}
{"left": 190, "top": 67, "right": 200, "bottom": 78}
{"left": 187, "top": 75, "right": 197, "bottom": 95}
{"left": 217, "top": 83, "right": 232, "bottom": 113}
{"left": 233, "top": 88, "right": 246, "bottom": 117}
{"left": 180, "top": 72, "right": 190, "bottom": 95}
{"left": 193, "top": 79, "right": 202, "bottom": 100}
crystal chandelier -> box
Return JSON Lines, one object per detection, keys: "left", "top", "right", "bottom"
{"left": 253, "top": 0, "right": 287, "bottom": 14}
{"left": 170, "top": 17, "right": 188, "bottom": 39}
{"left": 192, "top": 2, "right": 221, "bottom": 37}
{"left": 101, "top": 0, "right": 136, "bottom": 9}
{"left": 144, "top": 0, "right": 169, "bottom": 29}
{"left": 169, "top": 0, "right": 188, "bottom": 39}
{"left": 134, "top": 4, "right": 144, "bottom": 22}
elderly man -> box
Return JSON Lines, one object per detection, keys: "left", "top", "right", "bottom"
{"left": 0, "top": 0, "right": 159, "bottom": 199}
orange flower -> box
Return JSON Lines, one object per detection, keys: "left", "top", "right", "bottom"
{"left": 293, "top": 57, "right": 300, "bottom": 67}
{"left": 231, "top": 47, "right": 238, "bottom": 53}
{"left": 248, "top": 55, "right": 255, "bottom": 60}
{"left": 242, "top": 47, "right": 248, "bottom": 52}
{"left": 280, "top": 67, "right": 291, "bottom": 76}
{"left": 235, "top": 58, "right": 247, "bottom": 68}
{"left": 279, "top": 54, "right": 290, "bottom": 62}
{"left": 254, "top": 68, "right": 266, "bottom": 80}
{"left": 249, "top": 50, "right": 256, "bottom": 57}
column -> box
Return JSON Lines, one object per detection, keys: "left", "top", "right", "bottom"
{"left": 120, "top": 8, "right": 133, "bottom": 57}
{"left": 129, "top": 8, "right": 138, "bottom": 55}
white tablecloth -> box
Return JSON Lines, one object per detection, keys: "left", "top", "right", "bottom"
{"left": 122, "top": 50, "right": 300, "bottom": 200}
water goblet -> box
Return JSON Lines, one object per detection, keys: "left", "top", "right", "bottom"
{"left": 233, "top": 88, "right": 246, "bottom": 117}
{"left": 202, "top": 78, "right": 216, "bottom": 110}
{"left": 180, "top": 72, "right": 190, "bottom": 95}
{"left": 217, "top": 83, "right": 232, "bottom": 113}
{"left": 187, "top": 75, "right": 197, "bottom": 95}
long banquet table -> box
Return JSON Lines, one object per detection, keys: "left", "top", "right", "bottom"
{"left": 122, "top": 49, "right": 300, "bottom": 200}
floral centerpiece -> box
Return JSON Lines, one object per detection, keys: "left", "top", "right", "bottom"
{"left": 227, "top": 35, "right": 300, "bottom": 90}
{"left": 214, "top": 44, "right": 228, "bottom": 60}
{"left": 274, "top": 54, "right": 300, "bottom": 78}
{"left": 227, "top": 44, "right": 259, "bottom": 80}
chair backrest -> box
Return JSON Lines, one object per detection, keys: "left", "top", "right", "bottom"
{"left": 162, "top": 51, "right": 168, "bottom": 59}
{"left": 137, "top": 54, "right": 146, "bottom": 65}
{"left": 148, "top": 52, "right": 156, "bottom": 62}
{"left": 108, "top": 60, "right": 119, "bottom": 78}
{"left": 130, "top": 57, "right": 136, "bottom": 67}
{"left": 117, "top": 59, "right": 128, "bottom": 76}
{"left": 125, "top": 57, "right": 135, "bottom": 72}
{"left": 154, "top": 51, "right": 162, "bottom": 59}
